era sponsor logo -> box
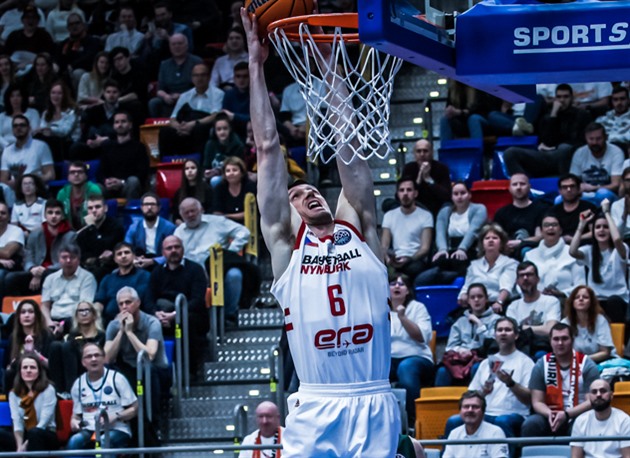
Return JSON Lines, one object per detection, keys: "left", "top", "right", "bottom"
{"left": 314, "top": 323, "right": 373, "bottom": 350}
{"left": 513, "top": 22, "right": 629, "bottom": 53}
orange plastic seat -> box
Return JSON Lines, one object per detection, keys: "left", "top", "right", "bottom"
{"left": 611, "top": 323, "right": 625, "bottom": 356}
{"left": 56, "top": 399, "right": 73, "bottom": 444}
{"left": 2, "top": 295, "right": 41, "bottom": 314}
{"left": 415, "top": 386, "right": 467, "bottom": 443}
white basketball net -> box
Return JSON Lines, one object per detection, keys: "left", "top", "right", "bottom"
{"left": 269, "top": 21, "right": 402, "bottom": 164}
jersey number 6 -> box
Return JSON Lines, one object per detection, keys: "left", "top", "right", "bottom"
{"left": 327, "top": 284, "right": 346, "bottom": 316}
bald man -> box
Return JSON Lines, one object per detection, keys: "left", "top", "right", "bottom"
{"left": 239, "top": 401, "right": 284, "bottom": 458}
{"left": 401, "top": 139, "right": 451, "bottom": 216}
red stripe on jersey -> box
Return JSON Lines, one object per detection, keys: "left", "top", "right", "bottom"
{"left": 293, "top": 221, "right": 307, "bottom": 250}
{"left": 336, "top": 220, "right": 366, "bottom": 242}
{"left": 284, "top": 307, "right": 290, "bottom": 316}
{"left": 285, "top": 323, "right": 294, "bottom": 331}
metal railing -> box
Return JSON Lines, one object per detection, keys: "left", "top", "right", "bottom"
{"left": 93, "top": 408, "right": 111, "bottom": 457}
{"left": 135, "top": 349, "right": 152, "bottom": 458}
{"left": 174, "top": 293, "right": 190, "bottom": 410}
{"left": 269, "top": 344, "right": 285, "bottom": 422}
{"left": 232, "top": 403, "right": 249, "bottom": 457}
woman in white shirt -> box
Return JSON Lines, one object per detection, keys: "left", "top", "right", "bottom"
{"left": 34, "top": 80, "right": 80, "bottom": 162}
{"left": 389, "top": 273, "right": 433, "bottom": 426}
{"left": 562, "top": 285, "right": 615, "bottom": 362}
{"left": 77, "top": 51, "right": 110, "bottom": 108}
{"left": 570, "top": 200, "right": 629, "bottom": 323}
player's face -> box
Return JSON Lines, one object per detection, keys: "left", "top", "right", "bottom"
{"left": 509, "top": 173, "right": 530, "bottom": 200}
{"left": 593, "top": 217, "right": 610, "bottom": 243}
{"left": 467, "top": 287, "right": 487, "bottom": 315}
{"left": 451, "top": 183, "right": 470, "bottom": 207}
{"left": 288, "top": 184, "right": 333, "bottom": 225}
{"left": 558, "top": 178, "right": 580, "bottom": 204}
{"left": 572, "top": 288, "right": 592, "bottom": 314}
{"left": 585, "top": 128, "right": 606, "bottom": 156}
{"left": 413, "top": 140, "right": 432, "bottom": 163}
{"left": 396, "top": 181, "right": 417, "bottom": 208}
{"left": 460, "top": 397, "right": 483, "bottom": 427}
{"left": 550, "top": 328, "right": 572, "bottom": 357}
{"left": 589, "top": 380, "right": 612, "bottom": 412}
{"left": 612, "top": 91, "right": 629, "bottom": 115}
{"left": 45, "top": 206, "right": 63, "bottom": 227}
{"left": 494, "top": 320, "right": 517, "bottom": 347}
{"left": 114, "top": 246, "right": 134, "bottom": 268}
{"left": 516, "top": 265, "right": 539, "bottom": 294}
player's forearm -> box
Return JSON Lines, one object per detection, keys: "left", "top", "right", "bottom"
{"left": 249, "top": 64, "right": 280, "bottom": 158}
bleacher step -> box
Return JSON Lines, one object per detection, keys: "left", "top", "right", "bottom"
{"left": 203, "top": 360, "right": 274, "bottom": 383}
{"left": 237, "top": 308, "right": 283, "bottom": 328}
{"left": 185, "top": 383, "right": 273, "bottom": 399}
{"left": 173, "top": 397, "right": 262, "bottom": 418}
{"left": 165, "top": 416, "right": 242, "bottom": 441}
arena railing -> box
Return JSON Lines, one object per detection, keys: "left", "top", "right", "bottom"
{"left": 174, "top": 293, "right": 190, "bottom": 409}
{"left": 232, "top": 403, "right": 249, "bottom": 456}
{"left": 93, "top": 407, "right": 111, "bottom": 452}
{"left": 269, "top": 344, "right": 286, "bottom": 422}
{"left": 135, "top": 349, "right": 152, "bottom": 458}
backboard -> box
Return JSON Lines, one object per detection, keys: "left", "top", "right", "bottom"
{"left": 358, "top": 0, "right": 630, "bottom": 102}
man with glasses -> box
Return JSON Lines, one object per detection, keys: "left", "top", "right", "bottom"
{"left": 6, "top": 199, "right": 74, "bottom": 295}
{"left": 56, "top": 161, "right": 102, "bottom": 230}
{"left": 551, "top": 173, "right": 597, "bottom": 244}
{"left": 58, "top": 13, "right": 102, "bottom": 88}
{"left": 158, "top": 63, "right": 224, "bottom": 157}
{"left": 67, "top": 343, "right": 138, "bottom": 454}
{"left": 124, "top": 192, "right": 175, "bottom": 270}
{"left": 0, "top": 115, "right": 54, "bottom": 190}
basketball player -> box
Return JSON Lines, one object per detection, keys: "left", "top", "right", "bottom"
{"left": 242, "top": 7, "right": 400, "bottom": 458}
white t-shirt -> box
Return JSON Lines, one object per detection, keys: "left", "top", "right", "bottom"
{"left": 382, "top": 206, "right": 434, "bottom": 258}
{"left": 506, "top": 294, "right": 561, "bottom": 328}
{"left": 577, "top": 244, "right": 629, "bottom": 302}
{"left": 570, "top": 143, "right": 624, "bottom": 186}
{"left": 390, "top": 299, "right": 433, "bottom": 362}
{"left": 469, "top": 350, "right": 534, "bottom": 417}
{"left": 238, "top": 427, "right": 285, "bottom": 458}
{"left": 143, "top": 217, "right": 159, "bottom": 255}
{"left": 0, "top": 223, "right": 25, "bottom": 248}
{"left": 524, "top": 239, "right": 586, "bottom": 296}
{"left": 448, "top": 209, "right": 470, "bottom": 238}
{"left": 571, "top": 408, "right": 630, "bottom": 458}
{"left": 443, "top": 421, "right": 508, "bottom": 458}
{"left": 561, "top": 314, "right": 616, "bottom": 357}
{"left": 570, "top": 82, "right": 613, "bottom": 104}
{"left": 0, "top": 137, "right": 53, "bottom": 180}
{"left": 611, "top": 197, "right": 630, "bottom": 240}
{"left": 10, "top": 197, "right": 46, "bottom": 231}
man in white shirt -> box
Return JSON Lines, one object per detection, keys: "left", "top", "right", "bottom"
{"left": 174, "top": 197, "right": 249, "bottom": 324}
{"left": 239, "top": 401, "right": 284, "bottom": 458}
{"left": 570, "top": 122, "right": 624, "bottom": 205}
{"left": 442, "top": 391, "right": 508, "bottom": 458}
{"left": 104, "top": 7, "right": 144, "bottom": 56}
{"left": 506, "top": 261, "right": 561, "bottom": 356}
{"left": 381, "top": 177, "right": 433, "bottom": 283}
{"left": 571, "top": 379, "right": 630, "bottom": 458}
{"left": 159, "top": 63, "right": 225, "bottom": 157}
{"left": 596, "top": 86, "right": 630, "bottom": 147}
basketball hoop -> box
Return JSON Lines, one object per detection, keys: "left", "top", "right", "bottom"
{"left": 268, "top": 13, "right": 402, "bottom": 164}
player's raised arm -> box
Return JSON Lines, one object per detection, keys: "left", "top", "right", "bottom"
{"left": 242, "top": 9, "right": 295, "bottom": 278}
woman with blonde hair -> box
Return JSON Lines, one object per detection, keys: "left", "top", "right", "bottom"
{"left": 77, "top": 51, "right": 109, "bottom": 107}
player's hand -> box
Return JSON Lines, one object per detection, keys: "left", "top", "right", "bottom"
{"left": 241, "top": 7, "right": 269, "bottom": 64}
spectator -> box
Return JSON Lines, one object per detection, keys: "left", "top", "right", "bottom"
{"left": 0, "top": 55, "right": 15, "bottom": 112}
{"left": 569, "top": 122, "right": 624, "bottom": 205}
{"left": 493, "top": 173, "right": 549, "bottom": 257}
{"left": 210, "top": 26, "right": 248, "bottom": 90}
{"left": 381, "top": 177, "right": 433, "bottom": 283}
{"left": 436, "top": 283, "right": 500, "bottom": 387}
{"left": 125, "top": 192, "right": 176, "bottom": 270}
{"left": 10, "top": 173, "right": 46, "bottom": 235}
{"left": 524, "top": 213, "right": 585, "bottom": 300}
{"left": 521, "top": 323, "right": 599, "bottom": 437}
{"left": 415, "top": 182, "right": 487, "bottom": 286}
{"left": 41, "top": 243, "right": 97, "bottom": 334}
{"left": 109, "top": 46, "right": 147, "bottom": 109}
{"left": 4, "top": 299, "right": 55, "bottom": 392}
{"left": 388, "top": 273, "right": 433, "bottom": 426}
{"left": 67, "top": 343, "right": 138, "bottom": 453}
{"left": 97, "top": 111, "right": 149, "bottom": 199}
{"left": 8, "top": 353, "right": 58, "bottom": 452}
{"left": 60, "top": 302, "right": 105, "bottom": 393}
{"left": 203, "top": 113, "right": 244, "bottom": 184}
{"left": 4, "top": 5, "right": 54, "bottom": 56}
{"left": 76, "top": 51, "right": 110, "bottom": 108}
{"left": 174, "top": 197, "right": 249, "bottom": 324}
{"left": 0, "top": 0, "right": 46, "bottom": 43}
{"left": 505, "top": 261, "right": 561, "bottom": 357}
{"left": 611, "top": 166, "right": 630, "bottom": 243}
{"left": 457, "top": 223, "right": 517, "bottom": 312}
{"left": 504, "top": 83, "right": 592, "bottom": 177}
{"left": 103, "top": 286, "right": 169, "bottom": 428}
{"left": 56, "top": 161, "right": 102, "bottom": 230}
{"left": 94, "top": 242, "right": 152, "bottom": 325}
{"left": 45, "top": 0, "right": 84, "bottom": 43}
{"left": 34, "top": 80, "right": 80, "bottom": 162}
{"left": 76, "top": 194, "right": 125, "bottom": 281}
{"left": 104, "top": 7, "right": 143, "bottom": 56}
{"left": 21, "top": 52, "right": 58, "bottom": 112}
{"left": 571, "top": 379, "right": 630, "bottom": 458}
{"left": 0, "top": 84, "right": 41, "bottom": 152}
{"left": 562, "top": 286, "right": 615, "bottom": 363}
{"left": 173, "top": 159, "right": 213, "bottom": 224}
{"left": 56, "top": 13, "right": 101, "bottom": 89}
{"left": 147, "top": 33, "right": 202, "bottom": 118}
{"left": 159, "top": 63, "right": 224, "bottom": 158}
{"left": 238, "top": 401, "right": 285, "bottom": 458}
{"left": 444, "top": 317, "right": 533, "bottom": 439}
{"left": 571, "top": 82, "right": 612, "bottom": 118}
{"left": 6, "top": 198, "right": 74, "bottom": 296}
{"left": 149, "top": 235, "right": 208, "bottom": 373}
{"left": 551, "top": 173, "right": 597, "bottom": 244}
{"left": 171, "top": 0, "right": 222, "bottom": 51}
{"left": 596, "top": 85, "right": 630, "bottom": 149}
{"left": 440, "top": 80, "right": 499, "bottom": 141}
{"left": 0, "top": 115, "right": 55, "bottom": 189}
{"left": 213, "top": 156, "right": 256, "bottom": 225}
{"left": 0, "top": 201, "right": 25, "bottom": 298}
{"left": 442, "top": 391, "right": 508, "bottom": 458}
{"left": 570, "top": 203, "right": 629, "bottom": 323}
{"left": 400, "top": 139, "right": 451, "bottom": 217}
{"left": 279, "top": 81, "right": 306, "bottom": 147}
{"left": 222, "top": 61, "right": 250, "bottom": 137}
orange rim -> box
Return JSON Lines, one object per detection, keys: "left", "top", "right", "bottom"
{"left": 268, "top": 13, "right": 360, "bottom": 43}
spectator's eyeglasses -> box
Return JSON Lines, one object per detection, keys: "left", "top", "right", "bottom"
{"left": 77, "top": 309, "right": 92, "bottom": 316}
{"left": 389, "top": 280, "right": 405, "bottom": 286}
{"left": 12, "top": 123, "right": 28, "bottom": 128}
{"left": 68, "top": 169, "right": 85, "bottom": 175}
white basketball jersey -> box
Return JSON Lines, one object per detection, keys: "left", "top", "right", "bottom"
{"left": 271, "top": 220, "right": 392, "bottom": 384}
